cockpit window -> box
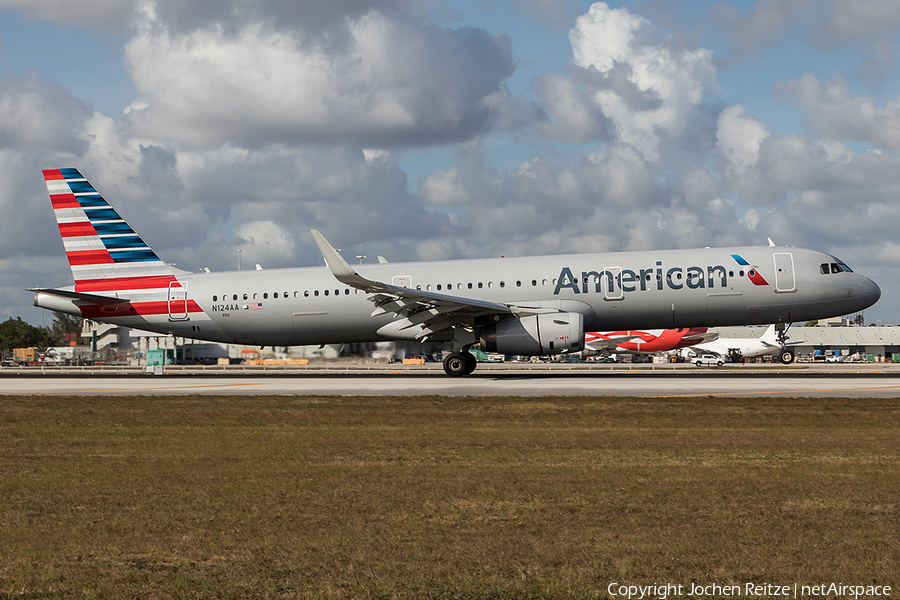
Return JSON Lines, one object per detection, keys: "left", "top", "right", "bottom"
{"left": 822, "top": 259, "right": 854, "bottom": 274}
{"left": 829, "top": 260, "right": 853, "bottom": 273}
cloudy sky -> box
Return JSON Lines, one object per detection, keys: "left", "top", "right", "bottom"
{"left": 1, "top": 0, "right": 900, "bottom": 326}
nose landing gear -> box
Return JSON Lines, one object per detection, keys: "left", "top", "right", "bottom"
{"left": 776, "top": 324, "right": 794, "bottom": 364}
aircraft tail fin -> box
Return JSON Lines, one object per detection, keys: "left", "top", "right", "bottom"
{"left": 43, "top": 168, "right": 181, "bottom": 293}
{"left": 760, "top": 324, "right": 780, "bottom": 344}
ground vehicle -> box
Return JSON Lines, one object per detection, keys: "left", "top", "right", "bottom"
{"left": 693, "top": 354, "right": 724, "bottom": 367}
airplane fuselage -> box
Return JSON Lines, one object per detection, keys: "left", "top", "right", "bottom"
{"left": 39, "top": 245, "right": 880, "bottom": 348}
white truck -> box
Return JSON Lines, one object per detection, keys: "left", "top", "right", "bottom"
{"left": 693, "top": 354, "right": 724, "bottom": 367}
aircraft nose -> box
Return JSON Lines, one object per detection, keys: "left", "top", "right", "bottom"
{"left": 853, "top": 275, "right": 881, "bottom": 310}
{"left": 857, "top": 275, "right": 881, "bottom": 308}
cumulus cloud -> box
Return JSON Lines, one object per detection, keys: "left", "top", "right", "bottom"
{"left": 716, "top": 104, "right": 770, "bottom": 178}
{"left": 419, "top": 166, "right": 471, "bottom": 206}
{"left": 566, "top": 2, "right": 717, "bottom": 160}
{"left": 0, "top": 76, "right": 93, "bottom": 154}
{"left": 122, "top": 2, "right": 516, "bottom": 148}
{"left": 535, "top": 73, "right": 612, "bottom": 143}
{"left": 775, "top": 74, "right": 900, "bottom": 149}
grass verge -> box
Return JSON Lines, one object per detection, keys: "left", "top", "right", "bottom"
{"left": 0, "top": 394, "right": 897, "bottom": 598}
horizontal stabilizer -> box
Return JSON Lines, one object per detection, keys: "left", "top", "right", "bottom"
{"left": 28, "top": 288, "right": 129, "bottom": 305}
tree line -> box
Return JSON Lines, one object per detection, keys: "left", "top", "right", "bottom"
{"left": 0, "top": 313, "right": 83, "bottom": 352}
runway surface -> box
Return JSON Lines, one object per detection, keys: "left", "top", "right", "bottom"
{"left": 2, "top": 367, "right": 900, "bottom": 397}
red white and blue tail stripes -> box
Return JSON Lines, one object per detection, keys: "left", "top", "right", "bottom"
{"left": 44, "top": 168, "right": 173, "bottom": 287}
{"left": 43, "top": 168, "right": 203, "bottom": 319}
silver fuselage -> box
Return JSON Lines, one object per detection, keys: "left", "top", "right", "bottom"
{"left": 40, "top": 245, "right": 880, "bottom": 347}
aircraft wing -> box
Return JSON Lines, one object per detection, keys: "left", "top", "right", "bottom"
{"left": 683, "top": 330, "right": 718, "bottom": 344}
{"left": 312, "top": 230, "right": 536, "bottom": 340}
{"left": 28, "top": 288, "right": 130, "bottom": 305}
{"left": 584, "top": 333, "right": 642, "bottom": 351}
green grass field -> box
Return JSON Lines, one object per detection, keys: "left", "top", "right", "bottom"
{"left": 0, "top": 394, "right": 897, "bottom": 599}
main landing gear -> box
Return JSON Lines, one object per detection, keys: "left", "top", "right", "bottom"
{"left": 776, "top": 324, "right": 794, "bottom": 364}
{"left": 443, "top": 351, "right": 477, "bottom": 377}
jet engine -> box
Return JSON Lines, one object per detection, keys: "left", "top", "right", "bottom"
{"left": 481, "top": 312, "right": 584, "bottom": 356}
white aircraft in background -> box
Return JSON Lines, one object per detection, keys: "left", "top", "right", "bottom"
{"left": 689, "top": 324, "right": 803, "bottom": 364}
{"left": 32, "top": 168, "right": 880, "bottom": 376}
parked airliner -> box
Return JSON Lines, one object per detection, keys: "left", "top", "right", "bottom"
{"left": 32, "top": 169, "right": 881, "bottom": 376}
{"left": 689, "top": 324, "right": 802, "bottom": 364}
{"left": 585, "top": 327, "right": 717, "bottom": 355}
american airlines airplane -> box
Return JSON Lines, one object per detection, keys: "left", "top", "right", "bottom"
{"left": 32, "top": 168, "right": 881, "bottom": 376}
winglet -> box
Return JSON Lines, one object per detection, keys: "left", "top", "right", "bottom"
{"left": 310, "top": 229, "right": 376, "bottom": 290}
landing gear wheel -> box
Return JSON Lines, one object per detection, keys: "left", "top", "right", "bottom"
{"left": 463, "top": 352, "right": 477, "bottom": 375}
{"left": 443, "top": 352, "right": 470, "bottom": 377}
{"left": 778, "top": 348, "right": 795, "bottom": 364}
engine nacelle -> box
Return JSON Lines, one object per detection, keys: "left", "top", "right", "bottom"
{"left": 481, "top": 312, "right": 584, "bottom": 356}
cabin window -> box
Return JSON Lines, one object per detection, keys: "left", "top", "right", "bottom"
{"left": 243, "top": 293, "right": 248, "bottom": 300}
{"left": 314, "top": 290, "right": 319, "bottom": 297}
{"left": 427, "top": 285, "right": 432, "bottom": 291}
{"left": 263, "top": 292, "right": 268, "bottom": 299}
{"left": 531, "top": 280, "right": 536, "bottom": 286}
{"left": 294, "top": 291, "right": 299, "bottom": 298}
{"left": 304, "top": 291, "right": 309, "bottom": 297}
{"left": 500, "top": 281, "right": 505, "bottom": 288}
{"left": 335, "top": 289, "right": 339, "bottom": 296}
{"left": 345, "top": 288, "right": 350, "bottom": 295}
{"left": 739, "top": 270, "right": 744, "bottom": 277}
{"left": 232, "top": 294, "right": 238, "bottom": 301}
{"left": 468, "top": 283, "right": 473, "bottom": 289}
{"left": 324, "top": 290, "right": 328, "bottom": 296}
{"left": 437, "top": 284, "right": 442, "bottom": 291}
{"left": 729, "top": 271, "right": 734, "bottom": 277}
{"left": 213, "top": 295, "right": 217, "bottom": 301}
{"left": 488, "top": 282, "right": 493, "bottom": 289}
{"left": 477, "top": 282, "right": 483, "bottom": 289}
{"left": 274, "top": 292, "right": 278, "bottom": 299}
